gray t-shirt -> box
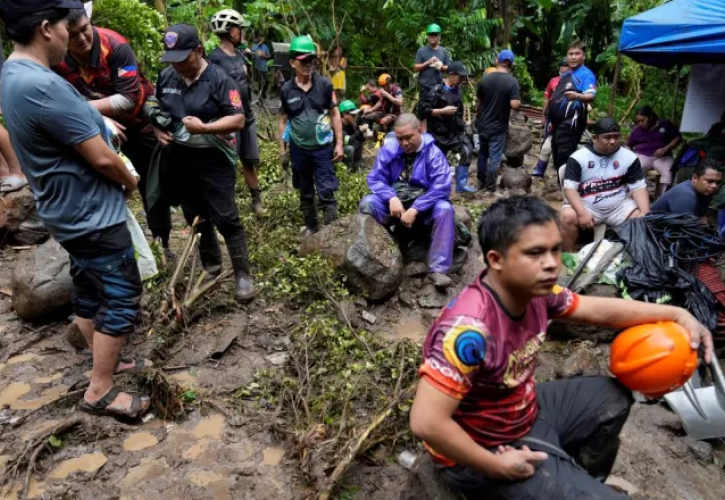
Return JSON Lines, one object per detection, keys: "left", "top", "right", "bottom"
{"left": 0, "top": 59, "right": 126, "bottom": 242}
{"left": 415, "top": 45, "right": 451, "bottom": 89}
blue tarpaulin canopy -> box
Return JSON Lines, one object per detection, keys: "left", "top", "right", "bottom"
{"left": 619, "top": 0, "right": 725, "bottom": 68}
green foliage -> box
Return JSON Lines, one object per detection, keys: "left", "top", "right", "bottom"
{"left": 93, "top": 0, "right": 165, "bottom": 79}
{"left": 48, "top": 435, "right": 63, "bottom": 448}
{"left": 513, "top": 55, "right": 541, "bottom": 106}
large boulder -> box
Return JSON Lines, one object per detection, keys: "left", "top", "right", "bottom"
{"left": 11, "top": 238, "right": 73, "bottom": 321}
{"left": 0, "top": 186, "right": 49, "bottom": 245}
{"left": 505, "top": 123, "right": 533, "bottom": 167}
{"left": 500, "top": 167, "right": 533, "bottom": 191}
{"left": 300, "top": 214, "right": 403, "bottom": 301}
{"left": 400, "top": 453, "right": 459, "bottom": 500}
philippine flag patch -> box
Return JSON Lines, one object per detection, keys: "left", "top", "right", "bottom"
{"left": 118, "top": 65, "right": 138, "bottom": 78}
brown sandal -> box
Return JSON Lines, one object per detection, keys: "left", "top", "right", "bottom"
{"left": 78, "top": 387, "right": 150, "bottom": 419}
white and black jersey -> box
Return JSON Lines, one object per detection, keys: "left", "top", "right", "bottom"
{"left": 563, "top": 145, "right": 647, "bottom": 210}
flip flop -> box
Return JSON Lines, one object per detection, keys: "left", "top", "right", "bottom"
{"left": 77, "top": 386, "right": 150, "bottom": 419}
{"left": 0, "top": 175, "right": 28, "bottom": 193}
{"left": 114, "top": 357, "right": 153, "bottom": 374}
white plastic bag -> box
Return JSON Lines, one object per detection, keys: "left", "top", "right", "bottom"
{"left": 576, "top": 239, "right": 626, "bottom": 285}
{"left": 127, "top": 207, "right": 158, "bottom": 281}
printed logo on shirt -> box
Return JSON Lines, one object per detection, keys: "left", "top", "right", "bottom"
{"left": 287, "top": 97, "right": 301, "bottom": 104}
{"left": 229, "top": 89, "right": 242, "bottom": 109}
{"left": 588, "top": 161, "right": 595, "bottom": 169}
{"left": 162, "top": 88, "right": 182, "bottom": 95}
{"left": 599, "top": 158, "right": 608, "bottom": 169}
{"left": 613, "top": 160, "right": 620, "bottom": 170}
{"left": 118, "top": 65, "right": 138, "bottom": 78}
{"left": 165, "top": 32, "right": 178, "bottom": 49}
{"left": 566, "top": 82, "right": 573, "bottom": 90}
{"left": 442, "top": 325, "right": 486, "bottom": 375}
{"left": 659, "top": 127, "right": 666, "bottom": 134}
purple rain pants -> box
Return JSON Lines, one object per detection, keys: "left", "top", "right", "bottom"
{"left": 359, "top": 194, "right": 455, "bottom": 273}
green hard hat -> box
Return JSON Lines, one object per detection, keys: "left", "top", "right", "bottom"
{"left": 338, "top": 100, "right": 359, "bottom": 114}
{"left": 290, "top": 35, "right": 316, "bottom": 55}
{"left": 426, "top": 23, "right": 442, "bottom": 35}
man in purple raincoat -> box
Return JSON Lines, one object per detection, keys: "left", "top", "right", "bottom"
{"left": 359, "top": 113, "right": 456, "bottom": 285}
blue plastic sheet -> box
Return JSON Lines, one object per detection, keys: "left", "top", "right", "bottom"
{"left": 619, "top": 0, "right": 725, "bottom": 68}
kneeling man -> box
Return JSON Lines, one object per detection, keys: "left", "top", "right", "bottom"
{"left": 560, "top": 118, "right": 650, "bottom": 251}
{"left": 359, "top": 113, "right": 455, "bottom": 281}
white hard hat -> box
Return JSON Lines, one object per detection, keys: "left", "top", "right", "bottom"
{"left": 210, "top": 9, "right": 250, "bottom": 35}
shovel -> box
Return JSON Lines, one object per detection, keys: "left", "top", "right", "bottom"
{"left": 664, "top": 353, "right": 725, "bottom": 440}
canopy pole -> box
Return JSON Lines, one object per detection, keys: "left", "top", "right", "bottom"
{"left": 672, "top": 65, "right": 681, "bottom": 120}
{"left": 609, "top": 51, "right": 622, "bottom": 117}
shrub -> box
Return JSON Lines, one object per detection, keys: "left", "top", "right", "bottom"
{"left": 92, "top": 0, "right": 165, "bottom": 81}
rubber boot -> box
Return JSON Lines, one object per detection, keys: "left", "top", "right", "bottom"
{"left": 250, "top": 188, "right": 264, "bottom": 216}
{"left": 301, "top": 199, "right": 319, "bottom": 237}
{"left": 323, "top": 205, "right": 338, "bottom": 226}
{"left": 532, "top": 159, "right": 548, "bottom": 177}
{"left": 226, "top": 239, "right": 257, "bottom": 302}
{"left": 455, "top": 166, "right": 476, "bottom": 193}
{"left": 199, "top": 234, "right": 223, "bottom": 280}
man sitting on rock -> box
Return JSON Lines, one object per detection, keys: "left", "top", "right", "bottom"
{"left": 652, "top": 158, "right": 723, "bottom": 224}
{"left": 410, "top": 195, "right": 713, "bottom": 500}
{"left": 560, "top": 117, "right": 650, "bottom": 251}
{"left": 359, "top": 113, "right": 455, "bottom": 286}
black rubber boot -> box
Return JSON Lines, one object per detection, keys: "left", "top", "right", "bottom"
{"left": 226, "top": 238, "right": 257, "bottom": 302}
{"left": 301, "top": 199, "right": 319, "bottom": 237}
{"left": 323, "top": 205, "right": 338, "bottom": 226}
{"left": 250, "top": 188, "right": 264, "bottom": 216}
{"left": 199, "top": 231, "right": 223, "bottom": 280}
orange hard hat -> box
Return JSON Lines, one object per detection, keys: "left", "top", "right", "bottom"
{"left": 378, "top": 73, "right": 392, "bottom": 86}
{"left": 609, "top": 321, "right": 698, "bottom": 397}
{"left": 359, "top": 104, "right": 372, "bottom": 111}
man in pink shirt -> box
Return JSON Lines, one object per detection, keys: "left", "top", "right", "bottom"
{"left": 532, "top": 58, "right": 569, "bottom": 178}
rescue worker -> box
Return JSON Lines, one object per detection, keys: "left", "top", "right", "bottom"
{"left": 154, "top": 24, "right": 256, "bottom": 301}
{"left": 55, "top": 6, "right": 173, "bottom": 256}
{"left": 339, "top": 100, "right": 365, "bottom": 172}
{"left": 419, "top": 61, "right": 476, "bottom": 193}
{"left": 208, "top": 8, "right": 264, "bottom": 215}
{"left": 361, "top": 73, "right": 403, "bottom": 132}
{"left": 279, "top": 35, "right": 344, "bottom": 236}
{"left": 414, "top": 23, "right": 450, "bottom": 117}
{"left": 360, "top": 113, "right": 456, "bottom": 284}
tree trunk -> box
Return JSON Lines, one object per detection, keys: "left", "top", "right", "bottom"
{"left": 154, "top": 0, "right": 166, "bottom": 16}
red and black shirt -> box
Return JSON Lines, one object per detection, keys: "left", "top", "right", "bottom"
{"left": 55, "top": 27, "right": 154, "bottom": 126}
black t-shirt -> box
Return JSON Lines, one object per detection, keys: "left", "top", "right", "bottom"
{"left": 156, "top": 62, "right": 244, "bottom": 124}
{"left": 207, "top": 48, "right": 254, "bottom": 121}
{"left": 420, "top": 83, "right": 465, "bottom": 147}
{"left": 475, "top": 72, "right": 520, "bottom": 137}
{"left": 280, "top": 74, "right": 336, "bottom": 149}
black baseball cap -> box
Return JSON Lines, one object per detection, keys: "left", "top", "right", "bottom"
{"left": 0, "top": 0, "right": 82, "bottom": 20}
{"left": 593, "top": 117, "right": 620, "bottom": 135}
{"left": 161, "top": 24, "right": 202, "bottom": 63}
{"left": 448, "top": 61, "right": 470, "bottom": 76}
{"left": 559, "top": 57, "right": 568, "bottom": 67}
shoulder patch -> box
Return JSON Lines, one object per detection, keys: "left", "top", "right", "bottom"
{"left": 229, "top": 89, "right": 242, "bottom": 109}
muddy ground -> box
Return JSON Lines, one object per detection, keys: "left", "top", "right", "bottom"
{"left": 2, "top": 120, "right": 725, "bottom": 500}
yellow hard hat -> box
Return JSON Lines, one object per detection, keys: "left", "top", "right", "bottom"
{"left": 378, "top": 73, "right": 391, "bottom": 86}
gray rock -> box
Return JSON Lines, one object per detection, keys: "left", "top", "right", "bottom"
{"left": 400, "top": 453, "right": 459, "bottom": 500}
{"left": 404, "top": 261, "right": 429, "bottom": 277}
{"left": 421, "top": 308, "right": 440, "bottom": 326}
{"left": 505, "top": 123, "right": 533, "bottom": 167}
{"left": 0, "top": 187, "right": 49, "bottom": 246}
{"left": 399, "top": 292, "right": 416, "bottom": 308}
{"left": 11, "top": 238, "right": 73, "bottom": 321}
{"left": 684, "top": 436, "right": 713, "bottom": 462}
{"left": 500, "top": 167, "right": 533, "bottom": 192}
{"left": 605, "top": 476, "right": 640, "bottom": 496}
{"left": 418, "top": 293, "right": 447, "bottom": 309}
{"left": 361, "top": 310, "right": 377, "bottom": 325}
{"left": 300, "top": 214, "right": 403, "bottom": 301}
{"left": 426, "top": 273, "right": 453, "bottom": 289}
